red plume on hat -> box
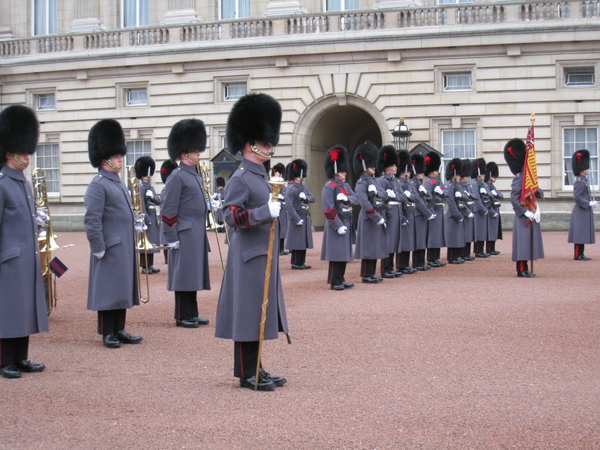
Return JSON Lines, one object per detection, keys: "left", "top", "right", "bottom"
{"left": 324, "top": 145, "right": 350, "bottom": 178}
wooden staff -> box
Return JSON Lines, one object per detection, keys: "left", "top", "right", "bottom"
{"left": 255, "top": 175, "right": 285, "bottom": 389}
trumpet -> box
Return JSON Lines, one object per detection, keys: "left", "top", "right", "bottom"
{"left": 32, "top": 168, "right": 74, "bottom": 315}
{"left": 197, "top": 161, "right": 226, "bottom": 270}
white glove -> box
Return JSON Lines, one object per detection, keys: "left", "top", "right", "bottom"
{"left": 427, "top": 214, "right": 436, "bottom": 221}
{"left": 455, "top": 191, "right": 462, "bottom": 198}
{"left": 467, "top": 213, "right": 474, "bottom": 218}
{"left": 336, "top": 193, "right": 348, "bottom": 202}
{"left": 278, "top": 194, "right": 284, "bottom": 200}
{"left": 337, "top": 226, "right": 348, "bottom": 235}
{"left": 93, "top": 250, "right": 105, "bottom": 259}
{"left": 491, "top": 190, "right": 498, "bottom": 196}
{"left": 480, "top": 188, "right": 486, "bottom": 194}
{"left": 377, "top": 218, "right": 385, "bottom": 226}
{"left": 299, "top": 192, "right": 307, "bottom": 200}
{"left": 368, "top": 184, "right": 377, "bottom": 194}
{"left": 386, "top": 189, "right": 396, "bottom": 199}
{"left": 419, "top": 185, "right": 427, "bottom": 194}
{"left": 403, "top": 190, "right": 411, "bottom": 199}
{"left": 589, "top": 200, "right": 598, "bottom": 208}
{"left": 146, "top": 190, "right": 154, "bottom": 199}
{"left": 534, "top": 210, "right": 541, "bottom": 223}
{"left": 434, "top": 186, "right": 444, "bottom": 195}
{"left": 168, "top": 241, "right": 179, "bottom": 250}
{"left": 135, "top": 222, "right": 147, "bottom": 233}
{"left": 296, "top": 219, "right": 304, "bottom": 226}
{"left": 210, "top": 199, "right": 220, "bottom": 210}
{"left": 492, "top": 213, "right": 499, "bottom": 218}
{"left": 36, "top": 209, "right": 48, "bottom": 226}
{"left": 524, "top": 210, "right": 535, "bottom": 220}
{"left": 268, "top": 200, "right": 281, "bottom": 219}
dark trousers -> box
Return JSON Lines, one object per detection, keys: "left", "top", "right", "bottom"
{"left": 427, "top": 248, "right": 440, "bottom": 262}
{"left": 516, "top": 261, "right": 530, "bottom": 273}
{"left": 463, "top": 242, "right": 471, "bottom": 257}
{"left": 163, "top": 249, "right": 168, "bottom": 264}
{"left": 234, "top": 341, "right": 260, "bottom": 379}
{"left": 381, "top": 254, "right": 394, "bottom": 275}
{"left": 485, "top": 241, "right": 497, "bottom": 253}
{"left": 574, "top": 243, "right": 585, "bottom": 258}
{"left": 291, "top": 250, "right": 306, "bottom": 266}
{"left": 140, "top": 253, "right": 154, "bottom": 269}
{"left": 447, "top": 247, "right": 462, "bottom": 261}
{"left": 396, "top": 251, "right": 411, "bottom": 269}
{"left": 0, "top": 336, "right": 29, "bottom": 366}
{"left": 474, "top": 241, "right": 485, "bottom": 254}
{"left": 412, "top": 249, "right": 426, "bottom": 267}
{"left": 97, "top": 309, "right": 126, "bottom": 335}
{"left": 174, "top": 291, "right": 198, "bottom": 321}
{"left": 328, "top": 261, "right": 347, "bottom": 286}
{"left": 279, "top": 238, "right": 285, "bottom": 253}
{"left": 360, "top": 259, "right": 377, "bottom": 277}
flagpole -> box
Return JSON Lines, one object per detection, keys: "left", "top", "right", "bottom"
{"left": 529, "top": 113, "right": 535, "bottom": 275}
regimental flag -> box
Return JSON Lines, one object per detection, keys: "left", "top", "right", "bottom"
{"left": 521, "top": 117, "right": 539, "bottom": 223}
{"left": 49, "top": 257, "right": 68, "bottom": 277}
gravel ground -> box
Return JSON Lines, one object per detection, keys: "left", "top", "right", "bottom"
{"left": 1, "top": 230, "right": 599, "bottom": 449}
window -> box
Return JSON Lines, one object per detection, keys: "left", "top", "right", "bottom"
{"left": 33, "top": 0, "right": 57, "bottom": 35}
{"left": 564, "top": 67, "right": 595, "bottom": 87}
{"left": 325, "top": 0, "right": 358, "bottom": 11}
{"left": 36, "top": 144, "right": 60, "bottom": 194}
{"left": 563, "top": 128, "right": 598, "bottom": 187}
{"left": 122, "top": 0, "right": 149, "bottom": 27}
{"left": 221, "top": 0, "right": 250, "bottom": 19}
{"left": 441, "top": 129, "right": 476, "bottom": 168}
{"left": 438, "top": 0, "right": 474, "bottom": 3}
{"left": 223, "top": 83, "right": 247, "bottom": 101}
{"left": 443, "top": 72, "right": 472, "bottom": 91}
{"left": 125, "top": 140, "right": 152, "bottom": 169}
{"left": 35, "top": 93, "right": 56, "bottom": 111}
{"left": 126, "top": 88, "right": 148, "bottom": 106}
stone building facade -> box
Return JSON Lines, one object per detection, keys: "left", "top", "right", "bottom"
{"left": 1, "top": 0, "right": 599, "bottom": 229}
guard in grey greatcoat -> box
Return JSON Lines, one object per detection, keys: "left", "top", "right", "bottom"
{"left": 84, "top": 119, "right": 142, "bottom": 349}
{"left": 270, "top": 163, "right": 289, "bottom": 256}
{"left": 471, "top": 158, "right": 491, "bottom": 258}
{"left": 284, "top": 159, "right": 315, "bottom": 270}
{"left": 159, "top": 159, "right": 177, "bottom": 264}
{"left": 504, "top": 138, "right": 545, "bottom": 277}
{"left": 396, "top": 150, "right": 417, "bottom": 274}
{"left": 161, "top": 119, "right": 211, "bottom": 328}
{"left": 485, "top": 162, "right": 503, "bottom": 255}
{"left": 321, "top": 145, "right": 359, "bottom": 290}
{"left": 411, "top": 154, "right": 436, "bottom": 271}
{"left": 444, "top": 158, "right": 466, "bottom": 264}
{"left": 460, "top": 159, "right": 476, "bottom": 261}
{"left": 377, "top": 145, "right": 404, "bottom": 278}
{"left": 0, "top": 105, "right": 48, "bottom": 379}
{"left": 423, "top": 152, "right": 446, "bottom": 267}
{"left": 214, "top": 93, "right": 289, "bottom": 392}
{"left": 135, "top": 156, "right": 162, "bottom": 274}
{"left": 353, "top": 141, "right": 388, "bottom": 283}
{"left": 211, "top": 176, "right": 226, "bottom": 232}
{"left": 568, "top": 149, "right": 596, "bottom": 260}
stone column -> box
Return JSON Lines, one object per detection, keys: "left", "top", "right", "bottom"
{"left": 162, "top": 0, "right": 200, "bottom": 24}
{"left": 69, "top": 0, "right": 105, "bottom": 32}
{"left": 0, "top": 0, "right": 14, "bottom": 40}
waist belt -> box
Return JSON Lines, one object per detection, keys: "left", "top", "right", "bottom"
{"left": 388, "top": 201, "right": 400, "bottom": 206}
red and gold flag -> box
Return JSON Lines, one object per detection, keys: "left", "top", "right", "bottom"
{"left": 521, "top": 115, "right": 539, "bottom": 216}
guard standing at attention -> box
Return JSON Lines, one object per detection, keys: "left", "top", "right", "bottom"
{"left": 135, "top": 156, "right": 162, "bottom": 274}
{"left": 485, "top": 162, "right": 503, "bottom": 255}
{"left": 161, "top": 119, "right": 211, "bottom": 328}
{"left": 159, "top": 159, "right": 178, "bottom": 264}
{"left": 411, "top": 154, "right": 436, "bottom": 271}
{"left": 396, "top": 150, "right": 417, "bottom": 274}
{"left": 270, "top": 163, "right": 289, "bottom": 256}
{"left": 84, "top": 119, "right": 142, "bottom": 348}
{"left": 471, "top": 158, "right": 491, "bottom": 258}
{"left": 423, "top": 152, "right": 446, "bottom": 267}
{"left": 321, "top": 145, "right": 359, "bottom": 290}
{"left": 444, "top": 158, "right": 466, "bottom": 264}
{"left": 459, "top": 159, "right": 476, "bottom": 261}
{"left": 568, "top": 149, "right": 596, "bottom": 260}
{"left": 0, "top": 105, "right": 49, "bottom": 378}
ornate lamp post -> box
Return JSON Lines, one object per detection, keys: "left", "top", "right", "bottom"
{"left": 392, "top": 117, "right": 412, "bottom": 152}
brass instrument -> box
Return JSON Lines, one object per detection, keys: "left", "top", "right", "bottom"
{"left": 32, "top": 168, "right": 74, "bottom": 315}
{"left": 128, "top": 166, "right": 155, "bottom": 303}
{"left": 197, "top": 161, "right": 226, "bottom": 270}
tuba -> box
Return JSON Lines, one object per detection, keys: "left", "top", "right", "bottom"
{"left": 32, "top": 168, "right": 73, "bottom": 315}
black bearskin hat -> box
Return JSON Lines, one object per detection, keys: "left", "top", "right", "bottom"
{"left": 445, "top": 158, "right": 462, "bottom": 181}
{"left": 461, "top": 159, "right": 472, "bottom": 179}
{"left": 425, "top": 152, "right": 442, "bottom": 176}
{"left": 353, "top": 141, "right": 378, "bottom": 176}
{"left": 504, "top": 138, "right": 526, "bottom": 175}
{"left": 289, "top": 159, "right": 308, "bottom": 180}
{"left": 398, "top": 150, "right": 412, "bottom": 175}
{"left": 167, "top": 118, "right": 207, "bottom": 162}
{"left": 160, "top": 159, "right": 178, "bottom": 184}
{"left": 0, "top": 105, "right": 39, "bottom": 165}
{"left": 216, "top": 176, "right": 226, "bottom": 188}
{"left": 412, "top": 154, "right": 426, "bottom": 175}
{"left": 572, "top": 149, "right": 590, "bottom": 176}
{"left": 271, "top": 162, "right": 285, "bottom": 178}
{"left": 471, "top": 158, "right": 487, "bottom": 179}
{"left": 377, "top": 145, "right": 398, "bottom": 173}
{"left": 226, "top": 93, "right": 282, "bottom": 154}
{"left": 135, "top": 156, "right": 156, "bottom": 179}
{"left": 324, "top": 145, "right": 350, "bottom": 179}
{"left": 485, "top": 162, "right": 499, "bottom": 181}
{"left": 88, "top": 119, "right": 127, "bottom": 168}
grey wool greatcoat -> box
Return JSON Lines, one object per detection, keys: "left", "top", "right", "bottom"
{"left": 84, "top": 169, "right": 139, "bottom": 311}
{"left": 284, "top": 182, "right": 315, "bottom": 250}
{"left": 398, "top": 176, "right": 416, "bottom": 252}
{"left": 214, "top": 159, "right": 288, "bottom": 342}
{"left": 411, "top": 178, "right": 433, "bottom": 251}
{"left": 423, "top": 175, "right": 446, "bottom": 248}
{"left": 320, "top": 178, "right": 358, "bottom": 262}
{"left": 161, "top": 163, "right": 211, "bottom": 292}
{"left": 460, "top": 181, "right": 475, "bottom": 244}
{"left": 510, "top": 172, "right": 545, "bottom": 261}
{"left": 379, "top": 173, "right": 404, "bottom": 253}
{"left": 140, "top": 180, "right": 162, "bottom": 253}
{"left": 486, "top": 181, "right": 503, "bottom": 241}
{"left": 471, "top": 179, "right": 490, "bottom": 242}
{"left": 277, "top": 184, "right": 289, "bottom": 241}
{"left": 444, "top": 181, "right": 466, "bottom": 248}
{"left": 354, "top": 173, "right": 389, "bottom": 260}
{"left": 568, "top": 174, "right": 595, "bottom": 245}
{"left": 0, "top": 166, "right": 49, "bottom": 339}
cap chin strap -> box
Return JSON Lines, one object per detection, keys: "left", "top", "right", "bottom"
{"left": 251, "top": 145, "right": 273, "bottom": 159}
{"left": 367, "top": 167, "right": 375, "bottom": 176}
{"left": 105, "top": 158, "right": 119, "bottom": 170}
{"left": 185, "top": 153, "right": 200, "bottom": 164}
{"left": 11, "top": 153, "right": 28, "bottom": 168}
